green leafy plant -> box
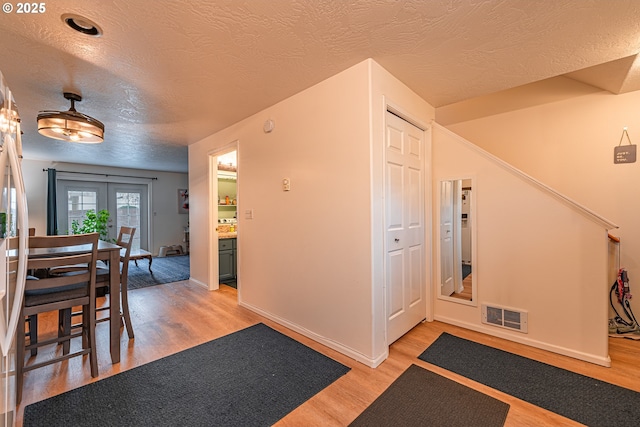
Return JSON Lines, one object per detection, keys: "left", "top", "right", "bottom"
{"left": 71, "top": 209, "right": 111, "bottom": 241}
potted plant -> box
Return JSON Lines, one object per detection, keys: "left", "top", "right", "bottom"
{"left": 71, "top": 209, "right": 111, "bottom": 241}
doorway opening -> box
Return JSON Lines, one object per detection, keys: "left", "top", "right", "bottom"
{"left": 208, "top": 142, "right": 238, "bottom": 291}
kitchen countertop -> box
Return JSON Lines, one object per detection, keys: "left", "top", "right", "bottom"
{"left": 218, "top": 232, "right": 237, "bottom": 239}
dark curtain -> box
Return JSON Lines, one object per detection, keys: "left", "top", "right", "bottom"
{"left": 46, "top": 168, "right": 57, "bottom": 235}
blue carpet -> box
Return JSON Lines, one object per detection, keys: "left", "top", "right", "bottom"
{"left": 419, "top": 333, "right": 640, "bottom": 427}
{"left": 127, "top": 255, "right": 190, "bottom": 290}
{"left": 24, "top": 323, "right": 351, "bottom": 427}
{"left": 462, "top": 264, "right": 471, "bottom": 279}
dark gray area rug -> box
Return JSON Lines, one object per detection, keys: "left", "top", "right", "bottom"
{"left": 419, "top": 332, "right": 640, "bottom": 427}
{"left": 127, "top": 255, "right": 190, "bottom": 290}
{"left": 462, "top": 264, "right": 471, "bottom": 279}
{"left": 23, "top": 323, "right": 350, "bottom": 427}
{"left": 349, "top": 364, "right": 509, "bottom": 427}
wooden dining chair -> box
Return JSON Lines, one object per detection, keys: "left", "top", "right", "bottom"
{"left": 62, "top": 226, "right": 137, "bottom": 340}
{"left": 17, "top": 233, "right": 100, "bottom": 403}
{"left": 96, "top": 226, "right": 136, "bottom": 338}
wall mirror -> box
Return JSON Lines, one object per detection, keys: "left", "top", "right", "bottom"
{"left": 437, "top": 178, "right": 477, "bottom": 306}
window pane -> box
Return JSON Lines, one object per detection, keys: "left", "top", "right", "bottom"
{"left": 116, "top": 191, "right": 141, "bottom": 250}
{"left": 67, "top": 190, "right": 97, "bottom": 234}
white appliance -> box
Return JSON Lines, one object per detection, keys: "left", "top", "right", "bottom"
{"left": 0, "top": 71, "right": 29, "bottom": 426}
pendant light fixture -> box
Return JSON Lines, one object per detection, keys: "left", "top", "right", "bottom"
{"left": 37, "top": 92, "right": 104, "bottom": 143}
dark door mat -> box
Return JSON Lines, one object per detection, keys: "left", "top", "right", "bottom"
{"left": 419, "top": 332, "right": 640, "bottom": 427}
{"left": 349, "top": 364, "right": 509, "bottom": 427}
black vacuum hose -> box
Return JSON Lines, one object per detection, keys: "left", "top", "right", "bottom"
{"left": 610, "top": 281, "right": 635, "bottom": 327}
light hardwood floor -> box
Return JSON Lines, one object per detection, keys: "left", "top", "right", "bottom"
{"left": 451, "top": 273, "right": 472, "bottom": 301}
{"left": 16, "top": 281, "right": 640, "bottom": 426}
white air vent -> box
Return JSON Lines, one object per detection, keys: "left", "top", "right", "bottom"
{"left": 481, "top": 304, "right": 528, "bottom": 333}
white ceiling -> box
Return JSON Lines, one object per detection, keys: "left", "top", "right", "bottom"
{"left": 2, "top": 0, "right": 640, "bottom": 174}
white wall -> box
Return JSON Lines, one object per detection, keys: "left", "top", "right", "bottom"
{"left": 442, "top": 78, "right": 640, "bottom": 324}
{"left": 190, "top": 60, "right": 376, "bottom": 364}
{"left": 22, "top": 159, "right": 188, "bottom": 255}
{"left": 189, "top": 59, "right": 434, "bottom": 366}
{"left": 432, "top": 124, "right": 613, "bottom": 366}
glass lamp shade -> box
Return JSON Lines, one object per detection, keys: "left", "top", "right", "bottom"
{"left": 0, "top": 106, "right": 19, "bottom": 135}
{"left": 37, "top": 110, "right": 104, "bottom": 143}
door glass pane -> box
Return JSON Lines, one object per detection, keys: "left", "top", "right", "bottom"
{"left": 116, "top": 191, "right": 141, "bottom": 250}
{"left": 66, "top": 190, "right": 97, "bottom": 234}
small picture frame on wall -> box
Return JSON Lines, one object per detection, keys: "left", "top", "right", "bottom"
{"left": 178, "top": 189, "right": 189, "bottom": 214}
{"left": 614, "top": 144, "right": 636, "bottom": 164}
{"left": 615, "top": 127, "right": 637, "bottom": 164}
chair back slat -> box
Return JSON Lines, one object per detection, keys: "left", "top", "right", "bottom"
{"left": 27, "top": 253, "right": 93, "bottom": 270}
{"left": 25, "top": 272, "right": 92, "bottom": 291}
{"left": 29, "top": 233, "right": 99, "bottom": 249}
{"left": 27, "top": 233, "right": 99, "bottom": 293}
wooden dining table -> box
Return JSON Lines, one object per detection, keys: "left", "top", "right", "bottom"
{"left": 28, "top": 240, "right": 123, "bottom": 364}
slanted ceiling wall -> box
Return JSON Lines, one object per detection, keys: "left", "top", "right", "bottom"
{"left": 432, "top": 123, "right": 615, "bottom": 366}
{"left": 442, "top": 79, "right": 640, "bottom": 323}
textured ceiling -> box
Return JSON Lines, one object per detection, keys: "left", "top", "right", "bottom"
{"left": 2, "top": 0, "right": 640, "bottom": 173}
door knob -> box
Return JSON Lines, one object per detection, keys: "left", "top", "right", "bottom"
{"left": 394, "top": 238, "right": 400, "bottom": 242}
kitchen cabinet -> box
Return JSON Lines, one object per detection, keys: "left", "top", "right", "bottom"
{"left": 219, "top": 238, "right": 236, "bottom": 282}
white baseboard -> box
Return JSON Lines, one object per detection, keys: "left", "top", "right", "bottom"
{"left": 239, "top": 300, "right": 387, "bottom": 368}
{"left": 189, "top": 277, "right": 210, "bottom": 290}
{"left": 433, "top": 315, "right": 611, "bottom": 367}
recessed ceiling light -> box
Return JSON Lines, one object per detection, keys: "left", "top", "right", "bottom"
{"left": 61, "top": 13, "right": 103, "bottom": 37}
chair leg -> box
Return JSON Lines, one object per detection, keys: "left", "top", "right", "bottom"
{"left": 85, "top": 302, "right": 98, "bottom": 378}
{"left": 28, "top": 315, "right": 38, "bottom": 357}
{"left": 58, "top": 309, "right": 72, "bottom": 354}
{"left": 16, "top": 309, "right": 26, "bottom": 404}
{"left": 121, "top": 282, "right": 134, "bottom": 339}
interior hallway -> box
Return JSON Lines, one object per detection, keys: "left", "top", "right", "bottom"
{"left": 15, "top": 281, "right": 640, "bottom": 426}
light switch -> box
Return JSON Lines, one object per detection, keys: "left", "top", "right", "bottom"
{"left": 283, "top": 178, "right": 291, "bottom": 191}
{"left": 245, "top": 209, "right": 253, "bottom": 219}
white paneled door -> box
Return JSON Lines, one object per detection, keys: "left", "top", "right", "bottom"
{"left": 385, "top": 111, "right": 426, "bottom": 344}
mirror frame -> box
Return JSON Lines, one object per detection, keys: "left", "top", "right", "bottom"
{"left": 436, "top": 177, "right": 477, "bottom": 306}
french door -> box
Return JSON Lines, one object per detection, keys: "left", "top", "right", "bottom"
{"left": 108, "top": 183, "right": 148, "bottom": 251}
{"left": 57, "top": 180, "right": 148, "bottom": 250}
